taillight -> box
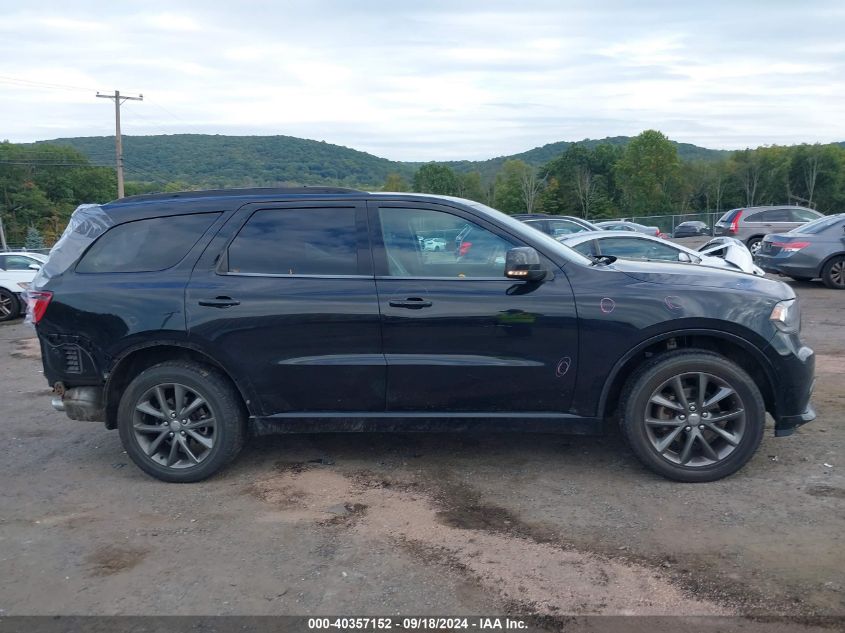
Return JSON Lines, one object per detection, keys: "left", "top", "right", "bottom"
{"left": 771, "top": 241, "right": 810, "bottom": 252}
{"left": 459, "top": 241, "right": 472, "bottom": 257}
{"left": 26, "top": 290, "right": 53, "bottom": 324}
{"left": 729, "top": 210, "right": 742, "bottom": 234}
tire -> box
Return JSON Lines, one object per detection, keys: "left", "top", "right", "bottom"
{"left": 746, "top": 236, "right": 763, "bottom": 255}
{"left": 619, "top": 350, "right": 765, "bottom": 482}
{"left": 0, "top": 289, "right": 20, "bottom": 322}
{"left": 117, "top": 360, "right": 246, "bottom": 482}
{"left": 821, "top": 256, "right": 845, "bottom": 289}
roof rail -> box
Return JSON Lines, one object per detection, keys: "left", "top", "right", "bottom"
{"left": 110, "top": 186, "right": 366, "bottom": 204}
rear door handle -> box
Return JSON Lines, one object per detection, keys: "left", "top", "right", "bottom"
{"left": 388, "top": 297, "right": 433, "bottom": 309}
{"left": 198, "top": 296, "right": 240, "bottom": 308}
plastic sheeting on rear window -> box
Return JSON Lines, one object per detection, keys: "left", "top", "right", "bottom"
{"left": 31, "top": 204, "right": 113, "bottom": 291}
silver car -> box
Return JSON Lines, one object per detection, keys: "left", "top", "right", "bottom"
{"left": 714, "top": 206, "right": 822, "bottom": 255}
{"left": 558, "top": 231, "right": 763, "bottom": 275}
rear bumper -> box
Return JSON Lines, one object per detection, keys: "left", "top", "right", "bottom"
{"left": 754, "top": 252, "right": 820, "bottom": 278}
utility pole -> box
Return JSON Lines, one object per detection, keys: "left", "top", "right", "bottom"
{"left": 97, "top": 90, "right": 143, "bottom": 198}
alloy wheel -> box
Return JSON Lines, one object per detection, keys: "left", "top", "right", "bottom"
{"left": 132, "top": 383, "right": 217, "bottom": 469}
{"left": 644, "top": 372, "right": 746, "bottom": 467}
{"left": 0, "top": 294, "right": 12, "bottom": 317}
{"left": 829, "top": 259, "right": 845, "bottom": 287}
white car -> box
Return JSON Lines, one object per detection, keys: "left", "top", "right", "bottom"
{"left": 557, "top": 231, "right": 764, "bottom": 276}
{"left": 0, "top": 252, "right": 47, "bottom": 321}
{"left": 423, "top": 237, "right": 447, "bottom": 252}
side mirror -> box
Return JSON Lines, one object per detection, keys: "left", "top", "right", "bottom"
{"left": 29, "top": 263, "right": 41, "bottom": 271}
{"left": 677, "top": 252, "right": 692, "bottom": 263}
{"left": 505, "top": 247, "right": 547, "bottom": 281}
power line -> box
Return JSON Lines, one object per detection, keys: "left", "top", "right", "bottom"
{"left": 0, "top": 74, "right": 98, "bottom": 93}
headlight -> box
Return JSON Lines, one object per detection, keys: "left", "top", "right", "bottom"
{"left": 770, "top": 299, "right": 801, "bottom": 333}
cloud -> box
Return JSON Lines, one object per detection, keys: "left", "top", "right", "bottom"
{"left": 1, "top": 0, "right": 844, "bottom": 160}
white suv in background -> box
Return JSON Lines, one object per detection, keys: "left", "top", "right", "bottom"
{"left": 0, "top": 252, "right": 47, "bottom": 321}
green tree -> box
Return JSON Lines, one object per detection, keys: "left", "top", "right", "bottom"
{"left": 493, "top": 160, "right": 532, "bottom": 213}
{"left": 539, "top": 144, "right": 621, "bottom": 219}
{"left": 383, "top": 173, "right": 409, "bottom": 192}
{"left": 456, "top": 171, "right": 485, "bottom": 202}
{"left": 615, "top": 130, "right": 681, "bottom": 214}
{"left": 25, "top": 225, "right": 44, "bottom": 249}
{"left": 412, "top": 164, "right": 458, "bottom": 195}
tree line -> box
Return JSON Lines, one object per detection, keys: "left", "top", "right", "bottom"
{"left": 391, "top": 130, "right": 845, "bottom": 220}
{"left": 2, "top": 130, "right": 842, "bottom": 248}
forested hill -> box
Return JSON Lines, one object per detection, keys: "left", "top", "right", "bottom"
{"left": 31, "top": 133, "right": 728, "bottom": 189}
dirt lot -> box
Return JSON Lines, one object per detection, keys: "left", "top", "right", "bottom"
{"left": 0, "top": 275, "right": 842, "bottom": 628}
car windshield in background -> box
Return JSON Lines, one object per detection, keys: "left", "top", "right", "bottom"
{"left": 791, "top": 214, "right": 845, "bottom": 234}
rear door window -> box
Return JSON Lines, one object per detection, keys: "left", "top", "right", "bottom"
{"left": 227, "top": 207, "right": 359, "bottom": 276}
{"left": 789, "top": 208, "right": 822, "bottom": 223}
{"left": 77, "top": 213, "right": 220, "bottom": 273}
{"left": 547, "top": 219, "right": 587, "bottom": 236}
{"left": 762, "top": 209, "right": 791, "bottom": 222}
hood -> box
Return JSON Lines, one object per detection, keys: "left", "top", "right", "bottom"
{"left": 609, "top": 259, "right": 794, "bottom": 298}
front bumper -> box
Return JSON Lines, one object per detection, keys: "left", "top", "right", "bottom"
{"left": 774, "top": 401, "right": 816, "bottom": 436}
{"left": 767, "top": 332, "right": 816, "bottom": 436}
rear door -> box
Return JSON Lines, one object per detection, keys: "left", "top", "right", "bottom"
{"left": 369, "top": 200, "right": 578, "bottom": 413}
{"left": 763, "top": 208, "right": 797, "bottom": 234}
{"left": 186, "top": 201, "right": 385, "bottom": 415}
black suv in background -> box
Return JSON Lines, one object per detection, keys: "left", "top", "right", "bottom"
{"left": 31, "top": 188, "right": 815, "bottom": 483}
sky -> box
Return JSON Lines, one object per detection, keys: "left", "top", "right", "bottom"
{"left": 1, "top": 0, "right": 845, "bottom": 161}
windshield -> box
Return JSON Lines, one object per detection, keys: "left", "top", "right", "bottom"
{"left": 791, "top": 214, "right": 844, "bottom": 235}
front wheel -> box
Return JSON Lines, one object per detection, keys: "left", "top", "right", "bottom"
{"left": 821, "top": 256, "right": 845, "bottom": 289}
{"left": 0, "top": 289, "right": 20, "bottom": 322}
{"left": 746, "top": 236, "right": 763, "bottom": 255}
{"left": 118, "top": 361, "right": 246, "bottom": 482}
{"left": 620, "top": 350, "right": 765, "bottom": 482}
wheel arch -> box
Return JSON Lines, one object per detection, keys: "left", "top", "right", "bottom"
{"left": 104, "top": 341, "right": 258, "bottom": 429}
{"left": 598, "top": 329, "right": 776, "bottom": 421}
{"left": 817, "top": 251, "right": 845, "bottom": 278}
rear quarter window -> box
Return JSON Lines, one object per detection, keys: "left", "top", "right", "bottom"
{"left": 76, "top": 213, "right": 220, "bottom": 273}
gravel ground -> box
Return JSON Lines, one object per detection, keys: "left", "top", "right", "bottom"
{"left": 0, "top": 272, "right": 842, "bottom": 630}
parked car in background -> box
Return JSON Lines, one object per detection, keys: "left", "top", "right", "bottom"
{"left": 559, "top": 231, "right": 763, "bottom": 276}
{"left": 33, "top": 188, "right": 815, "bottom": 484}
{"left": 754, "top": 213, "right": 845, "bottom": 288}
{"left": 512, "top": 213, "right": 599, "bottom": 237}
{"left": 673, "top": 221, "right": 709, "bottom": 238}
{"left": 595, "top": 220, "right": 661, "bottom": 237}
{"left": 423, "top": 237, "right": 447, "bottom": 252}
{"left": 0, "top": 252, "right": 47, "bottom": 321}
{"left": 714, "top": 206, "right": 823, "bottom": 254}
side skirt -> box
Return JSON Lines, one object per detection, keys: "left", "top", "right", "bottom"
{"left": 250, "top": 412, "right": 604, "bottom": 435}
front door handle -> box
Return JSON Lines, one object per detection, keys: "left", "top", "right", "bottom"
{"left": 389, "top": 297, "right": 433, "bottom": 309}
{"left": 198, "top": 296, "right": 240, "bottom": 308}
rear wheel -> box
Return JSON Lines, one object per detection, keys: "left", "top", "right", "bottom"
{"left": 0, "top": 289, "right": 20, "bottom": 322}
{"left": 620, "top": 350, "right": 765, "bottom": 482}
{"left": 746, "top": 236, "right": 763, "bottom": 255}
{"left": 118, "top": 361, "right": 246, "bottom": 482}
{"left": 821, "top": 256, "right": 845, "bottom": 289}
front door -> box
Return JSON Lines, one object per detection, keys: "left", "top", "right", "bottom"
{"left": 186, "top": 201, "right": 384, "bottom": 415}
{"left": 369, "top": 201, "right": 578, "bottom": 413}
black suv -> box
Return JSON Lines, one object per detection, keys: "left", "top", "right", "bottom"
{"left": 31, "top": 188, "right": 815, "bottom": 483}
